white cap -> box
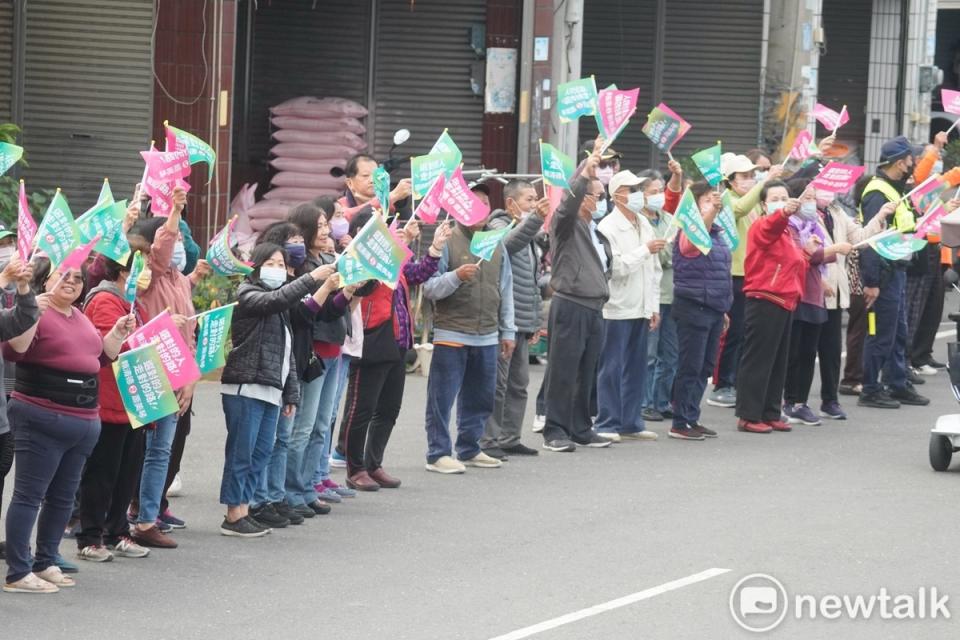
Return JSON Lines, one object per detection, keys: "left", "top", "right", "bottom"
{"left": 720, "top": 153, "right": 758, "bottom": 179}
{"left": 608, "top": 170, "right": 644, "bottom": 198}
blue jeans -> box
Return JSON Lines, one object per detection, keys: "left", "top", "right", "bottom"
{"left": 596, "top": 318, "right": 650, "bottom": 434}
{"left": 424, "top": 344, "right": 498, "bottom": 463}
{"left": 253, "top": 411, "right": 293, "bottom": 507}
{"left": 312, "top": 354, "right": 353, "bottom": 486}
{"left": 285, "top": 357, "right": 339, "bottom": 506}
{"left": 645, "top": 303, "right": 678, "bottom": 413}
{"left": 136, "top": 412, "right": 177, "bottom": 524}
{"left": 5, "top": 400, "right": 99, "bottom": 582}
{"left": 863, "top": 269, "right": 908, "bottom": 395}
{"left": 671, "top": 298, "right": 725, "bottom": 427}
{"left": 220, "top": 394, "right": 280, "bottom": 506}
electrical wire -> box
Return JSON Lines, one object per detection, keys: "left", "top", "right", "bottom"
{"left": 151, "top": 0, "right": 210, "bottom": 106}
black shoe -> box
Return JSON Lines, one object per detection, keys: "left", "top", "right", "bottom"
{"left": 542, "top": 438, "right": 576, "bottom": 452}
{"left": 661, "top": 409, "right": 675, "bottom": 419}
{"left": 906, "top": 368, "right": 926, "bottom": 385}
{"left": 292, "top": 504, "right": 316, "bottom": 519}
{"left": 888, "top": 386, "right": 930, "bottom": 406}
{"left": 927, "top": 358, "right": 947, "bottom": 370}
{"left": 572, "top": 433, "right": 613, "bottom": 448}
{"left": 501, "top": 443, "right": 539, "bottom": 456}
{"left": 0, "top": 540, "right": 5, "bottom": 560}
{"left": 838, "top": 383, "right": 862, "bottom": 397}
{"left": 858, "top": 392, "right": 901, "bottom": 409}
{"left": 307, "top": 500, "right": 331, "bottom": 515}
{"left": 219, "top": 517, "right": 269, "bottom": 538}
{"left": 250, "top": 504, "right": 289, "bottom": 529}
{"left": 641, "top": 408, "right": 664, "bottom": 422}
{"left": 481, "top": 447, "right": 509, "bottom": 461}
{"left": 689, "top": 422, "right": 718, "bottom": 438}
{"left": 273, "top": 502, "right": 303, "bottom": 525}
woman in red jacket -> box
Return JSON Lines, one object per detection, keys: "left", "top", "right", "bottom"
{"left": 75, "top": 254, "right": 150, "bottom": 562}
{"left": 735, "top": 181, "right": 826, "bottom": 434}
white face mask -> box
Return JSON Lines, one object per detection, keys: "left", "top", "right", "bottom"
{"left": 597, "top": 167, "right": 615, "bottom": 185}
{"left": 799, "top": 201, "right": 818, "bottom": 220}
{"left": 259, "top": 265, "right": 287, "bottom": 290}
{"left": 625, "top": 191, "right": 645, "bottom": 214}
{"left": 0, "top": 246, "right": 14, "bottom": 264}
{"left": 645, "top": 193, "right": 666, "bottom": 211}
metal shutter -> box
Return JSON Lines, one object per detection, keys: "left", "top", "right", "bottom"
{"left": 19, "top": 0, "right": 153, "bottom": 206}
{"left": 819, "top": 0, "right": 873, "bottom": 154}
{"left": 579, "top": 0, "right": 658, "bottom": 171}
{"left": 0, "top": 2, "right": 13, "bottom": 123}
{"left": 661, "top": 0, "right": 764, "bottom": 157}
{"left": 372, "top": 0, "right": 486, "bottom": 168}
{"left": 247, "top": 0, "right": 370, "bottom": 164}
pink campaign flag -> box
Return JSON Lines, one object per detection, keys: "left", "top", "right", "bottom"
{"left": 942, "top": 88, "right": 960, "bottom": 115}
{"left": 788, "top": 130, "right": 819, "bottom": 161}
{"left": 17, "top": 181, "right": 37, "bottom": 261}
{"left": 915, "top": 203, "right": 950, "bottom": 239}
{"left": 542, "top": 183, "right": 565, "bottom": 233}
{"left": 596, "top": 88, "right": 639, "bottom": 143}
{"left": 438, "top": 166, "right": 490, "bottom": 226}
{"left": 143, "top": 176, "right": 191, "bottom": 217}
{"left": 59, "top": 234, "right": 101, "bottom": 272}
{"left": 810, "top": 162, "right": 865, "bottom": 193}
{"left": 908, "top": 175, "right": 947, "bottom": 214}
{"left": 126, "top": 310, "right": 201, "bottom": 391}
{"left": 413, "top": 173, "right": 446, "bottom": 224}
{"left": 140, "top": 148, "right": 191, "bottom": 184}
{"left": 812, "top": 103, "right": 850, "bottom": 131}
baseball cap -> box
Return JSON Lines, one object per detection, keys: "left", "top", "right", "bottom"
{"left": 0, "top": 224, "right": 15, "bottom": 240}
{"left": 468, "top": 181, "right": 491, "bottom": 196}
{"left": 721, "top": 153, "right": 759, "bottom": 179}
{"left": 878, "top": 135, "right": 925, "bottom": 165}
{"left": 608, "top": 170, "right": 644, "bottom": 196}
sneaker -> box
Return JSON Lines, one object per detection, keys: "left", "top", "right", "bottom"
{"left": 425, "top": 455, "right": 467, "bottom": 474}
{"left": 77, "top": 545, "right": 114, "bottom": 563}
{"left": 765, "top": 419, "right": 792, "bottom": 432}
{"left": 542, "top": 438, "right": 576, "bottom": 452}
{"left": 782, "top": 403, "right": 821, "bottom": 426}
{"left": 661, "top": 409, "right": 675, "bottom": 419}
{"left": 322, "top": 479, "right": 356, "bottom": 498}
{"left": 3, "top": 572, "right": 59, "bottom": 594}
{"left": 595, "top": 431, "right": 622, "bottom": 442}
{"left": 244, "top": 516, "right": 272, "bottom": 534}
{"left": 292, "top": 504, "right": 316, "bottom": 519}
{"left": 915, "top": 364, "right": 938, "bottom": 376}
{"left": 707, "top": 387, "right": 736, "bottom": 408}
{"left": 108, "top": 537, "right": 150, "bottom": 558}
{"left": 532, "top": 414, "right": 546, "bottom": 433}
{"left": 461, "top": 452, "right": 503, "bottom": 468}
{"left": 316, "top": 487, "right": 343, "bottom": 504}
{"left": 838, "top": 383, "right": 862, "bottom": 396}
{"left": 54, "top": 554, "right": 79, "bottom": 574}
{"left": 220, "top": 516, "right": 269, "bottom": 538}
{"left": 858, "top": 391, "right": 900, "bottom": 409}
{"left": 273, "top": 502, "right": 304, "bottom": 525}
{"left": 329, "top": 449, "right": 347, "bottom": 469}
{"left": 154, "top": 518, "right": 174, "bottom": 534}
{"left": 927, "top": 358, "right": 947, "bottom": 370}
{"left": 306, "top": 500, "right": 331, "bottom": 515}
{"left": 35, "top": 566, "right": 74, "bottom": 588}
{"left": 669, "top": 426, "right": 704, "bottom": 440}
{"left": 888, "top": 386, "right": 930, "bottom": 406}
{"left": 167, "top": 473, "right": 183, "bottom": 497}
{"left": 481, "top": 447, "right": 509, "bottom": 461}
{"left": 130, "top": 525, "right": 178, "bottom": 549}
{"left": 820, "top": 401, "right": 847, "bottom": 420}
{"left": 572, "top": 433, "right": 613, "bottom": 448}
{"left": 907, "top": 368, "right": 926, "bottom": 385}
{"left": 737, "top": 419, "right": 773, "bottom": 434}
{"left": 501, "top": 443, "right": 539, "bottom": 456}
{"left": 159, "top": 509, "right": 186, "bottom": 529}
{"left": 641, "top": 408, "right": 664, "bottom": 422}
{"left": 689, "top": 422, "right": 718, "bottom": 438}
{"left": 249, "top": 503, "right": 290, "bottom": 529}
{"left": 620, "top": 430, "right": 658, "bottom": 441}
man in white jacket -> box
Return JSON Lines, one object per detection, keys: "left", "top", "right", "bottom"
{"left": 595, "top": 170, "right": 665, "bottom": 441}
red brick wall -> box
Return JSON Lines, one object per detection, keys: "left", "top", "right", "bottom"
{"left": 152, "top": 0, "right": 236, "bottom": 246}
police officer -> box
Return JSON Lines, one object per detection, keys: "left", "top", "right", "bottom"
{"left": 858, "top": 136, "right": 930, "bottom": 408}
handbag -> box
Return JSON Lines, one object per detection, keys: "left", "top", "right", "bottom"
{"left": 302, "top": 354, "right": 326, "bottom": 382}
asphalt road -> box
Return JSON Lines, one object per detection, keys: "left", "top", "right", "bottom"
{"left": 3, "top": 309, "right": 960, "bottom": 639}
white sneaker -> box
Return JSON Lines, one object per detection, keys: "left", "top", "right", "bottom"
{"left": 109, "top": 537, "right": 150, "bottom": 558}
{"left": 596, "top": 432, "right": 622, "bottom": 442}
{"left": 425, "top": 455, "right": 466, "bottom": 474}
{"left": 621, "top": 430, "right": 658, "bottom": 441}
{"left": 917, "top": 364, "right": 938, "bottom": 376}
{"left": 78, "top": 545, "right": 114, "bottom": 563}
{"left": 167, "top": 473, "right": 183, "bottom": 497}
{"left": 462, "top": 451, "right": 503, "bottom": 468}
{"left": 532, "top": 414, "right": 546, "bottom": 433}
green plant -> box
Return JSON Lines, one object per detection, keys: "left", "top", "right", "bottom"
{"left": 0, "top": 123, "right": 20, "bottom": 145}
{"left": 944, "top": 139, "right": 960, "bottom": 172}
{"left": 0, "top": 176, "right": 55, "bottom": 228}
{"left": 192, "top": 272, "right": 239, "bottom": 313}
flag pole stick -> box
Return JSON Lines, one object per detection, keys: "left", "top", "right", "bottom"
{"left": 187, "top": 301, "right": 238, "bottom": 321}
{"left": 851, "top": 228, "right": 900, "bottom": 250}
{"left": 831, "top": 105, "right": 847, "bottom": 137}
{"left": 945, "top": 118, "right": 959, "bottom": 135}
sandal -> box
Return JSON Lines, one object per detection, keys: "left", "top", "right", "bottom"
{"left": 35, "top": 566, "right": 75, "bottom": 588}
{"left": 3, "top": 572, "right": 59, "bottom": 594}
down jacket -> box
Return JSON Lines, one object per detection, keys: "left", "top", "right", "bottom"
{"left": 487, "top": 209, "right": 545, "bottom": 334}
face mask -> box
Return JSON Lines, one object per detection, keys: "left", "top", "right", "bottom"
{"left": 645, "top": 193, "right": 666, "bottom": 211}
{"left": 597, "top": 167, "right": 615, "bottom": 185}
{"left": 625, "top": 191, "right": 645, "bottom": 214}
{"left": 592, "top": 198, "right": 608, "bottom": 221}
{"left": 934, "top": 160, "right": 944, "bottom": 175}
{"left": 815, "top": 191, "right": 835, "bottom": 209}
{"left": 766, "top": 200, "right": 787, "bottom": 215}
{"left": 171, "top": 241, "right": 187, "bottom": 272}
{"left": 799, "top": 201, "right": 818, "bottom": 220}
{"left": 259, "top": 265, "right": 287, "bottom": 290}
{"left": 0, "top": 246, "right": 14, "bottom": 264}
{"left": 329, "top": 217, "right": 349, "bottom": 240}
{"left": 284, "top": 242, "right": 307, "bottom": 268}
{"left": 755, "top": 171, "right": 769, "bottom": 182}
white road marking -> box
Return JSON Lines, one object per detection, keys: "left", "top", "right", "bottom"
{"left": 486, "top": 568, "right": 731, "bottom": 640}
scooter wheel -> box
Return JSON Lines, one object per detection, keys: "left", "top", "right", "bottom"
{"left": 929, "top": 434, "right": 953, "bottom": 472}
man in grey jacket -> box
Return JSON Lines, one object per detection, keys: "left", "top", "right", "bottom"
{"left": 481, "top": 180, "right": 550, "bottom": 459}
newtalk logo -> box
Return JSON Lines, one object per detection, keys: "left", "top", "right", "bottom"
{"left": 729, "top": 574, "right": 951, "bottom": 633}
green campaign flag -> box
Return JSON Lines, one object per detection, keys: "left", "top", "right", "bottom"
{"left": 411, "top": 152, "right": 457, "bottom": 198}
{"left": 373, "top": 166, "right": 391, "bottom": 214}
{"left": 336, "top": 214, "right": 410, "bottom": 288}
{"left": 206, "top": 218, "right": 253, "bottom": 276}
{"left": 557, "top": 76, "right": 598, "bottom": 123}
{"left": 539, "top": 141, "right": 575, "bottom": 188}
{"left": 113, "top": 342, "right": 180, "bottom": 428}
{"left": 692, "top": 143, "right": 723, "bottom": 186}
{"left": 195, "top": 304, "right": 235, "bottom": 373}
{"left": 868, "top": 232, "right": 927, "bottom": 261}
{"left": 469, "top": 222, "right": 515, "bottom": 261}
{"left": 124, "top": 251, "right": 145, "bottom": 303}
{"left": 36, "top": 190, "right": 79, "bottom": 269}
{"left": 717, "top": 190, "right": 739, "bottom": 251}
{"left": 429, "top": 129, "right": 462, "bottom": 174}
{"left": 674, "top": 188, "right": 712, "bottom": 255}
{"left": 165, "top": 122, "right": 217, "bottom": 180}
{"left": 0, "top": 141, "right": 24, "bottom": 176}
{"left": 76, "top": 199, "right": 130, "bottom": 262}
{"left": 97, "top": 179, "right": 114, "bottom": 206}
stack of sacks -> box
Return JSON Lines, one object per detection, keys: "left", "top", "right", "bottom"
{"left": 247, "top": 96, "right": 368, "bottom": 233}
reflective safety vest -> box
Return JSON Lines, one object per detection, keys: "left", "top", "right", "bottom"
{"left": 857, "top": 177, "right": 915, "bottom": 233}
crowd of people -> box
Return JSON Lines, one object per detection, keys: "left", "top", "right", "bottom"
{"left": 1, "top": 125, "right": 959, "bottom": 594}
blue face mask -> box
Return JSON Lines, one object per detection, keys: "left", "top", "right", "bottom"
{"left": 626, "top": 191, "right": 646, "bottom": 214}
{"left": 284, "top": 242, "right": 307, "bottom": 268}
{"left": 171, "top": 241, "right": 187, "bottom": 273}
{"left": 767, "top": 200, "right": 787, "bottom": 214}
{"left": 592, "top": 198, "right": 608, "bottom": 221}
{"left": 259, "top": 265, "right": 287, "bottom": 290}
{"left": 799, "top": 201, "right": 819, "bottom": 220}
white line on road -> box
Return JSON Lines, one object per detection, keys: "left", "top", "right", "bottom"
{"left": 486, "top": 567, "right": 731, "bottom": 640}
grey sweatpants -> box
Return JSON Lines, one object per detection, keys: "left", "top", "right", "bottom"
{"left": 482, "top": 332, "right": 531, "bottom": 449}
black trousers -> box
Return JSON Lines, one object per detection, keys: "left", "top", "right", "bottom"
{"left": 715, "top": 275, "right": 745, "bottom": 390}
{"left": 784, "top": 319, "right": 824, "bottom": 405}
{"left": 736, "top": 298, "right": 792, "bottom": 423}
{"left": 77, "top": 422, "right": 145, "bottom": 548}
{"left": 842, "top": 294, "right": 867, "bottom": 386}
{"left": 340, "top": 356, "right": 406, "bottom": 475}
{"left": 0, "top": 430, "right": 13, "bottom": 517}
{"left": 817, "top": 308, "right": 843, "bottom": 404}
{"left": 543, "top": 296, "right": 604, "bottom": 442}
{"left": 913, "top": 264, "right": 945, "bottom": 367}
